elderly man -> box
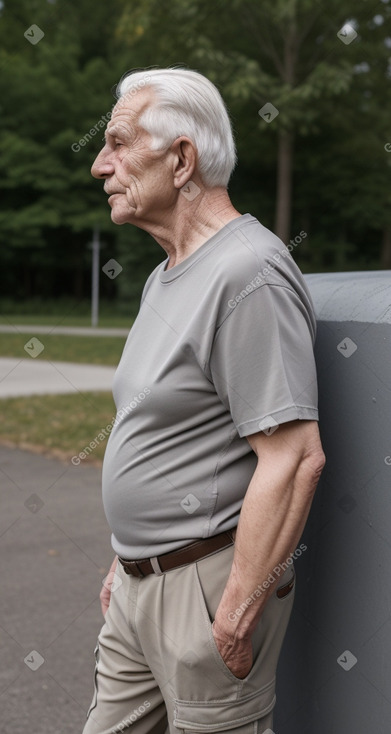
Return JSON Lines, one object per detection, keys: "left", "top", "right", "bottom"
{"left": 84, "top": 67, "right": 325, "bottom": 734}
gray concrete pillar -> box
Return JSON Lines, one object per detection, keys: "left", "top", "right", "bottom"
{"left": 274, "top": 271, "right": 391, "bottom": 733}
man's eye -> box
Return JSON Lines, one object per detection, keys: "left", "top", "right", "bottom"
{"left": 115, "top": 142, "right": 124, "bottom": 148}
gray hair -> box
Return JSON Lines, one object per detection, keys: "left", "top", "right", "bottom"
{"left": 116, "top": 67, "right": 237, "bottom": 188}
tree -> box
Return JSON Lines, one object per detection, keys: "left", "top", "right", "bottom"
{"left": 115, "top": 0, "right": 390, "bottom": 257}
{"left": 0, "top": 0, "right": 389, "bottom": 310}
{"left": 0, "top": 0, "right": 130, "bottom": 299}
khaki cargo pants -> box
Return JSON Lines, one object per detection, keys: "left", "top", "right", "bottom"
{"left": 82, "top": 543, "right": 295, "bottom": 734}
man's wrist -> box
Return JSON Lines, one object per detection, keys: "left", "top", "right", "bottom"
{"left": 213, "top": 606, "right": 256, "bottom": 641}
{"left": 213, "top": 565, "right": 269, "bottom": 640}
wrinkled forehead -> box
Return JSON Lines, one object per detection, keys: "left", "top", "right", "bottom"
{"left": 106, "top": 87, "right": 155, "bottom": 138}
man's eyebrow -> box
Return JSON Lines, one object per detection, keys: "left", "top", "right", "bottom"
{"left": 105, "top": 125, "right": 119, "bottom": 140}
{"left": 105, "top": 124, "right": 130, "bottom": 141}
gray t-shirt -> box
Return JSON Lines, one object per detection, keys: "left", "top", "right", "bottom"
{"left": 102, "top": 213, "right": 319, "bottom": 559}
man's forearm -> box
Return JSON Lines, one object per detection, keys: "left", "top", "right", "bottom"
{"left": 214, "top": 452, "right": 324, "bottom": 639}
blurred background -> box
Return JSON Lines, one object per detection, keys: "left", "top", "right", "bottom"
{"left": 1, "top": 0, "right": 390, "bottom": 461}
{"left": 1, "top": 0, "right": 390, "bottom": 307}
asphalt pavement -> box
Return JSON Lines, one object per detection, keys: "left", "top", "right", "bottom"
{"left": 0, "top": 326, "right": 120, "bottom": 731}
{"left": 0, "top": 444, "right": 114, "bottom": 734}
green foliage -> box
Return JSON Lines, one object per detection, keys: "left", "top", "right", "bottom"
{"left": 0, "top": 0, "right": 390, "bottom": 310}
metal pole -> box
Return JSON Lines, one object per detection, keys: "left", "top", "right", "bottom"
{"left": 91, "top": 227, "right": 100, "bottom": 327}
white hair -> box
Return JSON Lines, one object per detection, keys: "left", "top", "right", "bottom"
{"left": 116, "top": 67, "right": 237, "bottom": 189}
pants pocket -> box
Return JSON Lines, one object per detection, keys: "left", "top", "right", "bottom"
{"left": 193, "top": 559, "right": 254, "bottom": 685}
{"left": 193, "top": 550, "right": 295, "bottom": 691}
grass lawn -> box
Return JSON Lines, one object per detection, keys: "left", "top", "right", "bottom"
{"left": 0, "top": 392, "right": 116, "bottom": 464}
{"left": 0, "top": 299, "right": 137, "bottom": 328}
{"left": 0, "top": 333, "right": 127, "bottom": 365}
{"left": 0, "top": 332, "right": 126, "bottom": 462}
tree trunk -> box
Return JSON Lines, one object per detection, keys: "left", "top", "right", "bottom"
{"left": 274, "top": 130, "right": 294, "bottom": 244}
{"left": 380, "top": 226, "right": 391, "bottom": 269}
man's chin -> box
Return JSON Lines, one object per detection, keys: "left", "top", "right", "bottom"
{"left": 110, "top": 206, "right": 136, "bottom": 225}
{"left": 109, "top": 200, "right": 137, "bottom": 225}
{"left": 110, "top": 210, "right": 128, "bottom": 225}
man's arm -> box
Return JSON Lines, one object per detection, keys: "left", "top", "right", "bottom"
{"left": 212, "top": 419, "right": 325, "bottom": 679}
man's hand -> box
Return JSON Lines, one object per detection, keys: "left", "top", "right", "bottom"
{"left": 211, "top": 619, "right": 253, "bottom": 679}
{"left": 100, "top": 555, "right": 119, "bottom": 617}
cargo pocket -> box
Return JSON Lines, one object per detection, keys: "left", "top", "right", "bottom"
{"left": 86, "top": 640, "right": 100, "bottom": 720}
{"left": 173, "top": 678, "right": 276, "bottom": 732}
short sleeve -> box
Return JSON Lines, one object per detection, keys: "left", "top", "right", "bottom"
{"left": 208, "top": 284, "right": 319, "bottom": 437}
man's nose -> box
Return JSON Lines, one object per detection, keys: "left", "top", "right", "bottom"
{"left": 91, "top": 150, "right": 114, "bottom": 179}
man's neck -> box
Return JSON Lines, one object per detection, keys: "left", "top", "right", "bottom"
{"left": 145, "top": 188, "right": 242, "bottom": 270}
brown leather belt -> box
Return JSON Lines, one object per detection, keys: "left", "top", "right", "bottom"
{"left": 118, "top": 527, "right": 237, "bottom": 578}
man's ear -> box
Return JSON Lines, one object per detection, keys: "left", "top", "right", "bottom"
{"left": 171, "top": 137, "right": 197, "bottom": 189}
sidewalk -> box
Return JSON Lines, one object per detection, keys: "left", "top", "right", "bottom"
{"left": 0, "top": 358, "right": 116, "bottom": 398}
{"left": 0, "top": 444, "right": 113, "bottom": 734}
{"left": 0, "top": 324, "right": 129, "bottom": 337}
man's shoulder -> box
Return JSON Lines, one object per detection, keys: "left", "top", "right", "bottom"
{"left": 218, "top": 213, "right": 282, "bottom": 260}
{"left": 207, "top": 215, "right": 315, "bottom": 331}
{"left": 208, "top": 214, "right": 298, "bottom": 289}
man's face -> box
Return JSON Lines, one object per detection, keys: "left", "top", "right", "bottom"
{"left": 91, "top": 88, "right": 176, "bottom": 226}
